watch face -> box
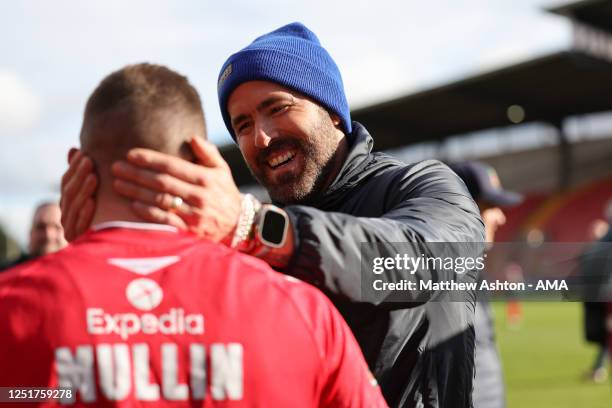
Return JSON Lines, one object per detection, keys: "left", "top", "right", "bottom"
{"left": 261, "top": 209, "right": 286, "bottom": 246}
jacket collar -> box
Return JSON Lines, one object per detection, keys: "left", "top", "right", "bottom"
{"left": 297, "top": 121, "right": 376, "bottom": 209}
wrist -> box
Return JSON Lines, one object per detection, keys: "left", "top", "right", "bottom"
{"left": 230, "top": 195, "right": 294, "bottom": 268}
{"left": 229, "top": 194, "right": 261, "bottom": 252}
{"left": 249, "top": 205, "right": 294, "bottom": 268}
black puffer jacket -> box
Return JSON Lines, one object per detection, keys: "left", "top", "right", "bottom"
{"left": 283, "top": 122, "right": 485, "bottom": 408}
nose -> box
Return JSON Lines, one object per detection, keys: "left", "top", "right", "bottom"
{"left": 254, "top": 120, "right": 273, "bottom": 149}
{"left": 41, "top": 225, "right": 55, "bottom": 240}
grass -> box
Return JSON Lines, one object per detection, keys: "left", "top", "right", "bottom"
{"left": 491, "top": 302, "right": 611, "bottom": 407}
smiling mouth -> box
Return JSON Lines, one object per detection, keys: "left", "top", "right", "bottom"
{"left": 267, "top": 151, "right": 296, "bottom": 169}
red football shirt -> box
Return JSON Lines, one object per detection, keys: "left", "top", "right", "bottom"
{"left": 0, "top": 222, "right": 386, "bottom": 407}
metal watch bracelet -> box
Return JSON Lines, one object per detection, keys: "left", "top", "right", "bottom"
{"left": 230, "top": 193, "right": 261, "bottom": 251}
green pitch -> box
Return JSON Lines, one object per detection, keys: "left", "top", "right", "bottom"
{"left": 492, "top": 302, "right": 610, "bottom": 407}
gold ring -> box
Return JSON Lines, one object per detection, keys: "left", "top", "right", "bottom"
{"left": 169, "top": 196, "right": 183, "bottom": 211}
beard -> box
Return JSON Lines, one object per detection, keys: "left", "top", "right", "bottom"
{"left": 248, "top": 111, "right": 341, "bottom": 205}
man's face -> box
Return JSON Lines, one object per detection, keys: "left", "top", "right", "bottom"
{"left": 227, "top": 81, "right": 344, "bottom": 204}
{"left": 29, "top": 204, "right": 68, "bottom": 257}
{"left": 479, "top": 203, "right": 506, "bottom": 243}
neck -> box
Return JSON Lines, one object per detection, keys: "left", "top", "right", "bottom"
{"left": 89, "top": 195, "right": 152, "bottom": 227}
{"left": 321, "top": 135, "right": 349, "bottom": 191}
{"left": 292, "top": 134, "right": 349, "bottom": 206}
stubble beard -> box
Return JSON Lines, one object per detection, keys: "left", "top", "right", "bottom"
{"left": 250, "top": 113, "right": 341, "bottom": 205}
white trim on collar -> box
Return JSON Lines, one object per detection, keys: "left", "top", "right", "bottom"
{"left": 92, "top": 221, "right": 179, "bottom": 233}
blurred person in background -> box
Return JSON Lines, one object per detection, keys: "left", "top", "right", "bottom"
{"left": 0, "top": 63, "right": 386, "bottom": 407}
{"left": 450, "top": 161, "right": 523, "bottom": 408}
{"left": 504, "top": 263, "right": 524, "bottom": 329}
{"left": 0, "top": 201, "right": 67, "bottom": 271}
{"left": 580, "top": 200, "right": 612, "bottom": 384}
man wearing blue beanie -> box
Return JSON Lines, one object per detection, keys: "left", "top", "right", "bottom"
{"left": 61, "top": 22, "right": 485, "bottom": 408}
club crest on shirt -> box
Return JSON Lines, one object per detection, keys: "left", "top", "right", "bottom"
{"left": 126, "top": 278, "right": 163, "bottom": 311}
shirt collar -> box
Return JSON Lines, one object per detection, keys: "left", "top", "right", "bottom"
{"left": 91, "top": 221, "right": 179, "bottom": 233}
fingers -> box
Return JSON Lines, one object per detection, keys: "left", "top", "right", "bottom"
{"left": 62, "top": 173, "right": 98, "bottom": 241}
{"left": 124, "top": 148, "right": 206, "bottom": 186}
{"left": 61, "top": 150, "right": 86, "bottom": 195}
{"left": 61, "top": 154, "right": 94, "bottom": 204}
{"left": 113, "top": 179, "right": 175, "bottom": 210}
{"left": 67, "top": 147, "right": 80, "bottom": 164}
{"left": 112, "top": 162, "right": 204, "bottom": 207}
{"left": 61, "top": 152, "right": 97, "bottom": 241}
{"left": 74, "top": 198, "right": 96, "bottom": 239}
{"left": 131, "top": 201, "right": 188, "bottom": 231}
{"left": 113, "top": 177, "right": 205, "bottom": 215}
{"left": 190, "top": 137, "right": 227, "bottom": 169}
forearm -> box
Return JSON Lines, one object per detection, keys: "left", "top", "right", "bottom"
{"left": 284, "top": 204, "right": 484, "bottom": 306}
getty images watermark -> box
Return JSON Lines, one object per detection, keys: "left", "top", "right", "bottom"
{"left": 359, "top": 242, "right": 612, "bottom": 303}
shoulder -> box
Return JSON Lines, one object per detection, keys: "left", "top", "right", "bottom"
{"left": 0, "top": 251, "right": 70, "bottom": 300}
{"left": 268, "top": 273, "right": 340, "bottom": 359}
{"left": 231, "top": 250, "right": 333, "bottom": 310}
{"left": 1, "top": 253, "right": 56, "bottom": 284}
{"left": 368, "top": 157, "right": 469, "bottom": 199}
{"left": 228, "top": 251, "right": 338, "bottom": 351}
{"left": 367, "top": 155, "right": 458, "bottom": 182}
{"left": 382, "top": 158, "right": 459, "bottom": 182}
{"left": 0, "top": 244, "right": 91, "bottom": 312}
{"left": 0, "top": 254, "right": 71, "bottom": 342}
{"left": 200, "top": 243, "right": 333, "bottom": 310}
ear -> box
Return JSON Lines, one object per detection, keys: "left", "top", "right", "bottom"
{"left": 330, "top": 113, "right": 342, "bottom": 129}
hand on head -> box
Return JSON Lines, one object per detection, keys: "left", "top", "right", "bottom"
{"left": 60, "top": 137, "right": 243, "bottom": 244}
{"left": 111, "top": 136, "right": 243, "bottom": 243}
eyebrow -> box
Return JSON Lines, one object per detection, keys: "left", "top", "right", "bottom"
{"left": 231, "top": 95, "right": 295, "bottom": 129}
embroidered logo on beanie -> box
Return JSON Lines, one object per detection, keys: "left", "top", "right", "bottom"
{"left": 218, "top": 64, "right": 232, "bottom": 88}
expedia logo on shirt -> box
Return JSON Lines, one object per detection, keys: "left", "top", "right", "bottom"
{"left": 86, "top": 278, "right": 204, "bottom": 340}
{"left": 86, "top": 308, "right": 205, "bottom": 340}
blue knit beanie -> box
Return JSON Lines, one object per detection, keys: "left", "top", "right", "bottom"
{"left": 217, "top": 22, "right": 352, "bottom": 140}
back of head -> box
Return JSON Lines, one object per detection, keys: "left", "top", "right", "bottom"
{"left": 81, "top": 63, "right": 206, "bottom": 178}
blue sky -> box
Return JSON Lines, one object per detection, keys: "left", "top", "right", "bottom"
{"left": 0, "top": 0, "right": 571, "bottom": 246}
